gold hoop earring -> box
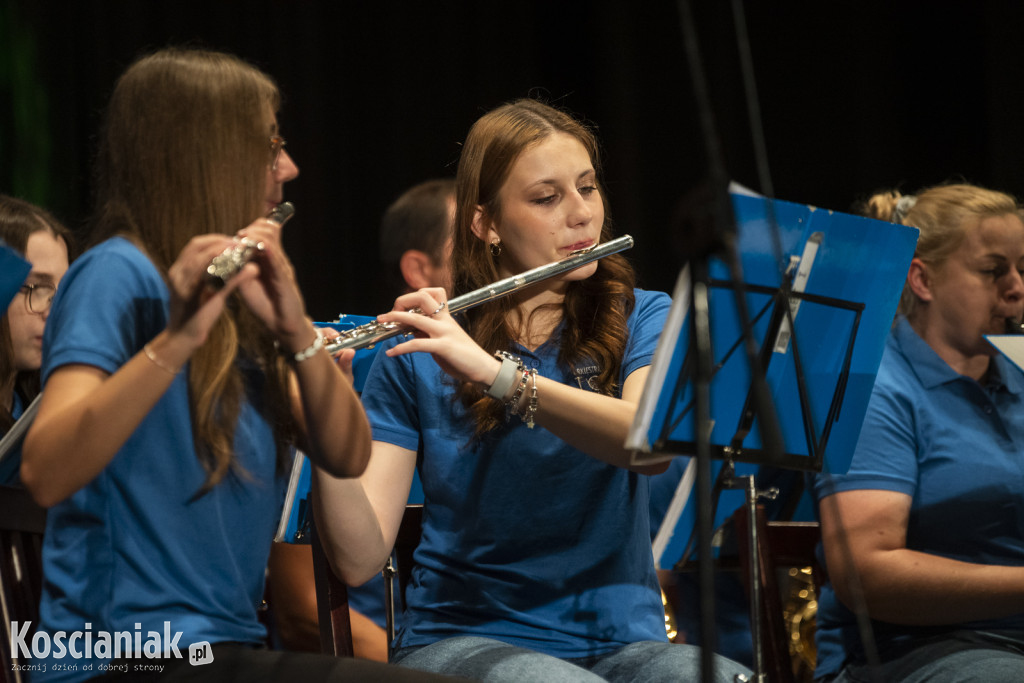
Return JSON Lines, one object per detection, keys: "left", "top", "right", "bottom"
{"left": 489, "top": 241, "right": 502, "bottom": 257}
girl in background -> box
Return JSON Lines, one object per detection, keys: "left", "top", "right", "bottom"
{"left": 0, "top": 195, "right": 71, "bottom": 484}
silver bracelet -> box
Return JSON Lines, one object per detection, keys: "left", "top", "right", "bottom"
{"left": 522, "top": 369, "right": 539, "bottom": 429}
{"left": 507, "top": 366, "right": 531, "bottom": 414}
{"left": 289, "top": 332, "right": 325, "bottom": 363}
{"left": 487, "top": 351, "right": 523, "bottom": 400}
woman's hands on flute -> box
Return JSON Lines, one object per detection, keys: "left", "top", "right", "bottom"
{"left": 233, "top": 216, "right": 319, "bottom": 355}
{"left": 378, "top": 287, "right": 501, "bottom": 387}
{"left": 159, "top": 213, "right": 316, "bottom": 366}
{"left": 164, "top": 233, "right": 257, "bottom": 351}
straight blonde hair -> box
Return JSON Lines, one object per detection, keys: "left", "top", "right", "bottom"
{"left": 860, "top": 184, "right": 1020, "bottom": 319}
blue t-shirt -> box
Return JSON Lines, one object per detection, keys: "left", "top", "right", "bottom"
{"left": 361, "top": 288, "right": 671, "bottom": 658}
{"left": 812, "top": 317, "right": 1024, "bottom": 677}
{"left": 32, "top": 238, "right": 286, "bottom": 682}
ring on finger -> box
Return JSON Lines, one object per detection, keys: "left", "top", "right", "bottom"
{"left": 430, "top": 301, "right": 447, "bottom": 317}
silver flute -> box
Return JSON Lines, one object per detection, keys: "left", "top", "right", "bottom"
{"left": 205, "top": 202, "right": 296, "bottom": 289}
{"left": 325, "top": 234, "right": 634, "bottom": 353}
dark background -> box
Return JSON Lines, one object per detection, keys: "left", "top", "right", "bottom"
{"left": 3, "top": 0, "right": 1023, "bottom": 318}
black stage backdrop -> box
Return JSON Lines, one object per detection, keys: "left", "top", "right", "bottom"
{"left": 3, "top": 0, "right": 1024, "bottom": 318}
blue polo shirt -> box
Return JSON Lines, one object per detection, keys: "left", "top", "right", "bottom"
{"left": 812, "top": 316, "right": 1024, "bottom": 677}
{"left": 361, "top": 289, "right": 671, "bottom": 658}
{"left": 33, "top": 238, "right": 286, "bottom": 682}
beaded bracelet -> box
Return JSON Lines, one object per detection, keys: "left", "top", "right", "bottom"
{"left": 289, "top": 332, "right": 325, "bottom": 363}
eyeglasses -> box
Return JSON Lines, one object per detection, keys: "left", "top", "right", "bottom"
{"left": 20, "top": 282, "right": 57, "bottom": 314}
{"left": 270, "top": 135, "right": 287, "bottom": 171}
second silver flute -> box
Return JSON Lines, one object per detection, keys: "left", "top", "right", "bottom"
{"left": 325, "top": 234, "right": 634, "bottom": 353}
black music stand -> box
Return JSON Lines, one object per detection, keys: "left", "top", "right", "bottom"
{"left": 628, "top": 189, "right": 917, "bottom": 682}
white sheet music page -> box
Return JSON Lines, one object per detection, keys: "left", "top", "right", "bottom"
{"left": 626, "top": 265, "right": 691, "bottom": 464}
{"left": 985, "top": 335, "right": 1024, "bottom": 373}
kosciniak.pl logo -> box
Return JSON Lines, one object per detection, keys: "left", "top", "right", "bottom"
{"left": 9, "top": 622, "right": 213, "bottom": 667}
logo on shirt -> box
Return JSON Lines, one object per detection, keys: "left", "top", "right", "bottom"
{"left": 573, "top": 363, "right": 601, "bottom": 391}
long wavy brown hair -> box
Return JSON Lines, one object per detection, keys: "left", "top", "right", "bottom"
{"left": 91, "top": 48, "right": 295, "bottom": 492}
{"left": 0, "top": 195, "right": 74, "bottom": 433}
{"left": 452, "top": 99, "right": 636, "bottom": 435}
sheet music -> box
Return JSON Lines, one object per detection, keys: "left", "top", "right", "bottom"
{"left": 0, "top": 393, "right": 42, "bottom": 463}
{"left": 651, "top": 459, "right": 696, "bottom": 568}
{"left": 625, "top": 266, "right": 691, "bottom": 462}
{"left": 984, "top": 335, "right": 1024, "bottom": 373}
{"left": 275, "top": 450, "right": 311, "bottom": 544}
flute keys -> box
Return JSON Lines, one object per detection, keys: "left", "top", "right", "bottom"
{"left": 205, "top": 238, "right": 265, "bottom": 289}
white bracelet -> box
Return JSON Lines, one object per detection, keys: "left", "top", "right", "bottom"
{"left": 290, "top": 332, "right": 324, "bottom": 363}
{"left": 487, "top": 351, "right": 523, "bottom": 400}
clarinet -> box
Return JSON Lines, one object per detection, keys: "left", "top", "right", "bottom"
{"left": 325, "top": 234, "right": 635, "bottom": 353}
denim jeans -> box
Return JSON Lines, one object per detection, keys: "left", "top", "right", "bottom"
{"left": 393, "top": 637, "right": 753, "bottom": 682}
{"left": 825, "top": 630, "right": 1024, "bottom": 683}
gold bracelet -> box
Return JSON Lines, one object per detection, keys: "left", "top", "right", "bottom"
{"left": 143, "top": 343, "right": 181, "bottom": 375}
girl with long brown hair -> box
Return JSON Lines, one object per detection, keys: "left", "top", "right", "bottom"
{"left": 314, "top": 99, "right": 750, "bottom": 681}
{"left": 19, "top": 48, "right": 445, "bottom": 683}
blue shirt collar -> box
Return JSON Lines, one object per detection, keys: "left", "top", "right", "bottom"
{"left": 893, "top": 315, "right": 1024, "bottom": 395}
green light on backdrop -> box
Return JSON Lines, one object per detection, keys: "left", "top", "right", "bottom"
{"left": 0, "top": 2, "right": 52, "bottom": 207}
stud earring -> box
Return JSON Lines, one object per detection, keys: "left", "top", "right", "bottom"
{"left": 489, "top": 241, "right": 502, "bottom": 257}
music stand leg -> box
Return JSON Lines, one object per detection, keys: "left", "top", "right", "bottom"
{"left": 384, "top": 557, "right": 396, "bottom": 661}
{"left": 722, "top": 467, "right": 778, "bottom": 683}
{"left": 692, "top": 276, "right": 718, "bottom": 683}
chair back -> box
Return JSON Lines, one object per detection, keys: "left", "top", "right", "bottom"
{"left": 393, "top": 504, "right": 422, "bottom": 614}
{"left": 309, "top": 522, "right": 354, "bottom": 657}
{"left": 310, "top": 504, "right": 424, "bottom": 661}
{"left": 0, "top": 485, "right": 46, "bottom": 683}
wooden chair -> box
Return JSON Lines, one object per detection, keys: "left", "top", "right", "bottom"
{"left": 734, "top": 503, "right": 822, "bottom": 683}
{"left": 311, "top": 504, "right": 424, "bottom": 659}
{"left": 392, "top": 504, "right": 423, "bottom": 616}
{"left": 309, "top": 521, "right": 354, "bottom": 657}
{"left": 0, "top": 485, "right": 47, "bottom": 683}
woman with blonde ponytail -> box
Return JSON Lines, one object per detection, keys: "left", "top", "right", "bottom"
{"left": 20, "top": 48, "right": 449, "bottom": 683}
{"left": 814, "top": 183, "right": 1024, "bottom": 681}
